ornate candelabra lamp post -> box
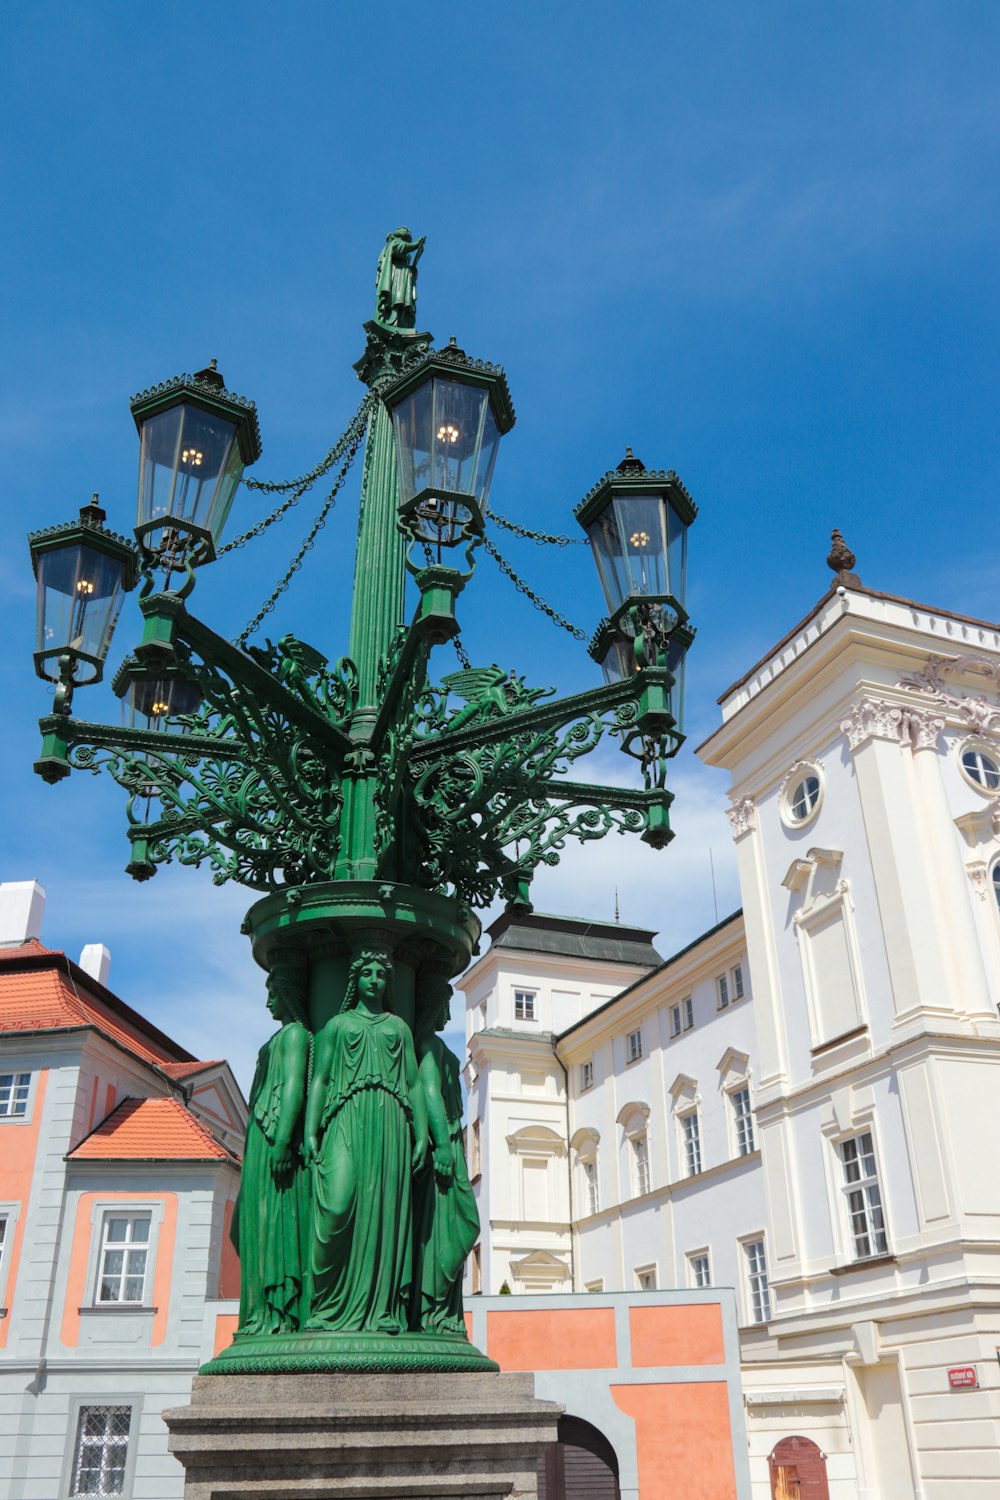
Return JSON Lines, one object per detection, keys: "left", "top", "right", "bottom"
{"left": 28, "top": 233, "right": 696, "bottom": 1374}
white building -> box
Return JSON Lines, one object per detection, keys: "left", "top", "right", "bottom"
{"left": 462, "top": 561, "right": 1000, "bottom": 1500}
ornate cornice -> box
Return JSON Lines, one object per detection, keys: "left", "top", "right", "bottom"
{"left": 899, "top": 655, "right": 1000, "bottom": 739}
{"left": 726, "top": 796, "right": 756, "bottom": 839}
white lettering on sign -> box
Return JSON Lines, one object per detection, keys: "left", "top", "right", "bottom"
{"left": 947, "top": 1366, "right": 978, "bottom": 1390}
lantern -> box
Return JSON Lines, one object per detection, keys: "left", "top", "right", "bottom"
{"left": 29, "top": 495, "right": 139, "bottom": 691}
{"left": 114, "top": 657, "right": 203, "bottom": 732}
{"left": 130, "top": 359, "right": 261, "bottom": 570}
{"left": 384, "top": 340, "right": 515, "bottom": 558}
{"left": 576, "top": 451, "right": 697, "bottom": 731}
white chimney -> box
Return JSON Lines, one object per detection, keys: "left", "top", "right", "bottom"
{"left": 0, "top": 881, "right": 46, "bottom": 945}
{"left": 79, "top": 944, "right": 111, "bottom": 988}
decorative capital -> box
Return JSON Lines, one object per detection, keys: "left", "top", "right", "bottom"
{"left": 840, "top": 699, "right": 904, "bottom": 751}
{"left": 726, "top": 797, "right": 756, "bottom": 839}
{"left": 906, "top": 709, "right": 946, "bottom": 752}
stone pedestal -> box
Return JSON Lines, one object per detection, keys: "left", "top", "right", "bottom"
{"left": 163, "top": 1371, "right": 562, "bottom": 1500}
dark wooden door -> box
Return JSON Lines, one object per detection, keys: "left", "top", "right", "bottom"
{"left": 769, "top": 1437, "right": 829, "bottom": 1500}
{"left": 537, "top": 1416, "right": 620, "bottom": 1500}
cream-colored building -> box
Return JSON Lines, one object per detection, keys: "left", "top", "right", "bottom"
{"left": 462, "top": 564, "right": 1000, "bottom": 1500}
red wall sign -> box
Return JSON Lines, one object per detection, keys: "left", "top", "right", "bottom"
{"left": 947, "top": 1366, "right": 978, "bottom": 1390}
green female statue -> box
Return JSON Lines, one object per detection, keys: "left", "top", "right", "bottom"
{"left": 232, "top": 954, "right": 311, "bottom": 1335}
{"left": 412, "top": 977, "right": 480, "bottom": 1335}
{"left": 305, "top": 946, "right": 428, "bottom": 1333}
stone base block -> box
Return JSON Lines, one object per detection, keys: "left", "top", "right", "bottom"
{"left": 163, "top": 1370, "right": 562, "bottom": 1500}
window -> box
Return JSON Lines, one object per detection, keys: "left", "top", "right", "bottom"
{"left": 585, "top": 1278, "right": 604, "bottom": 1293}
{"left": 680, "top": 1111, "right": 702, "bottom": 1175}
{"left": 470, "top": 1119, "right": 482, "bottom": 1178}
{"left": 0, "top": 1071, "right": 31, "bottom": 1118}
{"left": 688, "top": 1251, "right": 711, "bottom": 1288}
{"left": 683, "top": 996, "right": 694, "bottom": 1030}
{"left": 470, "top": 1244, "right": 482, "bottom": 1294}
{"left": 669, "top": 1004, "right": 682, "bottom": 1038}
{"left": 781, "top": 763, "right": 824, "bottom": 829}
{"left": 96, "top": 1215, "right": 150, "bottom": 1305}
{"left": 790, "top": 775, "right": 821, "bottom": 821}
{"left": 70, "top": 1405, "right": 132, "bottom": 1496}
{"left": 716, "top": 974, "right": 729, "bottom": 1010}
{"left": 840, "top": 1131, "right": 888, "bottom": 1259}
{"left": 731, "top": 963, "right": 745, "bottom": 1000}
{"left": 580, "top": 1058, "right": 594, "bottom": 1091}
{"left": 514, "top": 990, "right": 536, "bottom": 1022}
{"left": 632, "top": 1132, "right": 651, "bottom": 1195}
{"left": 635, "top": 1265, "right": 657, "bottom": 1292}
{"left": 731, "top": 1085, "right": 755, "bottom": 1155}
{"left": 993, "top": 862, "right": 1000, "bottom": 913}
{"left": 582, "top": 1158, "right": 600, "bottom": 1215}
{"left": 744, "top": 1238, "right": 771, "bottom": 1323}
{"left": 960, "top": 745, "right": 1000, "bottom": 792}
{"left": 626, "top": 1027, "right": 642, "bottom": 1063}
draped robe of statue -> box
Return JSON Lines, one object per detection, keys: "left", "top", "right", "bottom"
{"left": 374, "top": 228, "right": 423, "bottom": 329}
{"left": 307, "top": 1007, "right": 415, "bottom": 1332}
{"left": 236, "top": 1017, "right": 311, "bottom": 1334}
{"left": 412, "top": 1030, "right": 480, "bottom": 1334}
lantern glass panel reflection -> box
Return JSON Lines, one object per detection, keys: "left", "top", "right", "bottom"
{"left": 392, "top": 377, "right": 501, "bottom": 512}
{"left": 122, "top": 675, "right": 203, "bottom": 732}
{"left": 35, "top": 543, "right": 128, "bottom": 665}
{"left": 600, "top": 631, "right": 686, "bottom": 729}
{"left": 137, "top": 405, "right": 242, "bottom": 546}
{"left": 587, "top": 493, "right": 687, "bottom": 614}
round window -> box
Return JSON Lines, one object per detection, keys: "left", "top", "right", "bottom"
{"left": 960, "top": 746, "right": 1000, "bottom": 792}
{"left": 780, "top": 764, "right": 823, "bottom": 829}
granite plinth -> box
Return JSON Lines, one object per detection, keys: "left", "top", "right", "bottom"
{"left": 163, "top": 1370, "right": 562, "bottom": 1500}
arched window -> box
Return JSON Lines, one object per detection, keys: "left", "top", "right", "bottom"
{"left": 570, "top": 1127, "right": 600, "bottom": 1217}
{"left": 537, "top": 1415, "right": 620, "bottom": 1500}
{"left": 616, "top": 1103, "right": 652, "bottom": 1199}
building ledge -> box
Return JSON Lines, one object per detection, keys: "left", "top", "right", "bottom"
{"left": 828, "top": 1254, "right": 896, "bottom": 1277}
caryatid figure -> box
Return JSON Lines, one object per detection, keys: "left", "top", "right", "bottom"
{"left": 305, "top": 945, "right": 428, "bottom": 1333}
{"left": 411, "top": 975, "right": 480, "bottom": 1335}
{"left": 231, "top": 952, "right": 311, "bottom": 1335}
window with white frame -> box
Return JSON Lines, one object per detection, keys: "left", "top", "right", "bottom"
{"left": 70, "top": 1405, "right": 132, "bottom": 1496}
{"left": 626, "top": 1027, "right": 642, "bottom": 1063}
{"left": 680, "top": 1109, "right": 702, "bottom": 1175}
{"left": 688, "top": 1250, "right": 711, "bottom": 1288}
{"left": 716, "top": 974, "right": 729, "bottom": 1010}
{"left": 743, "top": 1238, "right": 771, "bottom": 1323}
{"left": 669, "top": 1004, "right": 682, "bottom": 1038}
{"left": 635, "top": 1264, "right": 657, "bottom": 1292}
{"left": 96, "top": 1215, "right": 151, "bottom": 1305}
{"left": 683, "top": 996, "right": 694, "bottom": 1030}
{"left": 514, "top": 990, "right": 536, "bottom": 1022}
{"left": 580, "top": 1058, "right": 594, "bottom": 1091}
{"left": 992, "top": 861, "right": 1000, "bottom": 914}
{"left": 0, "top": 1213, "right": 7, "bottom": 1285}
{"left": 840, "top": 1130, "right": 888, "bottom": 1259}
{"left": 582, "top": 1158, "right": 600, "bottom": 1216}
{"left": 470, "top": 1119, "right": 482, "bottom": 1178}
{"left": 731, "top": 1085, "right": 755, "bottom": 1156}
{"left": 0, "top": 1071, "right": 31, "bottom": 1118}
{"left": 731, "top": 963, "right": 745, "bottom": 1000}
{"left": 960, "top": 744, "right": 1000, "bottom": 792}
{"left": 631, "top": 1132, "right": 651, "bottom": 1195}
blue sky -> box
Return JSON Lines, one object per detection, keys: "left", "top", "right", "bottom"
{"left": 2, "top": 4, "right": 997, "bottom": 1089}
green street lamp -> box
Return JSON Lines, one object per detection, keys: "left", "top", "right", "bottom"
{"left": 131, "top": 359, "right": 262, "bottom": 580}
{"left": 28, "top": 232, "right": 696, "bottom": 1375}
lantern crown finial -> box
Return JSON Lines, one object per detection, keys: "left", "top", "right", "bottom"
{"left": 81, "top": 493, "right": 106, "bottom": 525}
{"left": 617, "top": 448, "right": 646, "bottom": 474}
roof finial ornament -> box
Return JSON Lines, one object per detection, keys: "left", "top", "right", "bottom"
{"left": 827, "top": 528, "right": 860, "bottom": 587}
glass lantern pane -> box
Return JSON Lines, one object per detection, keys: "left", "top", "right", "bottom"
{"left": 612, "top": 495, "right": 668, "bottom": 596}
{"left": 667, "top": 502, "right": 688, "bottom": 606}
{"left": 587, "top": 513, "right": 631, "bottom": 614}
{"left": 600, "top": 638, "right": 637, "bottom": 684}
{"left": 138, "top": 404, "right": 239, "bottom": 543}
{"left": 392, "top": 382, "right": 433, "bottom": 504}
{"left": 36, "top": 543, "right": 127, "bottom": 662}
{"left": 429, "top": 378, "right": 492, "bottom": 501}
{"left": 123, "top": 675, "right": 202, "bottom": 732}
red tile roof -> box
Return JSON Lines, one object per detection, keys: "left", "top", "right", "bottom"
{"left": 68, "top": 1096, "right": 240, "bottom": 1163}
{"left": 0, "top": 942, "right": 195, "bottom": 1067}
{"left": 158, "top": 1059, "right": 226, "bottom": 1080}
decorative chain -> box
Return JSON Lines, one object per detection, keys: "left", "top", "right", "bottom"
{"left": 490, "top": 510, "right": 587, "bottom": 547}
{"left": 219, "top": 393, "right": 376, "bottom": 555}
{"left": 483, "top": 537, "right": 588, "bottom": 642}
{"left": 454, "top": 635, "right": 472, "bottom": 669}
{"left": 236, "top": 415, "right": 369, "bottom": 645}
